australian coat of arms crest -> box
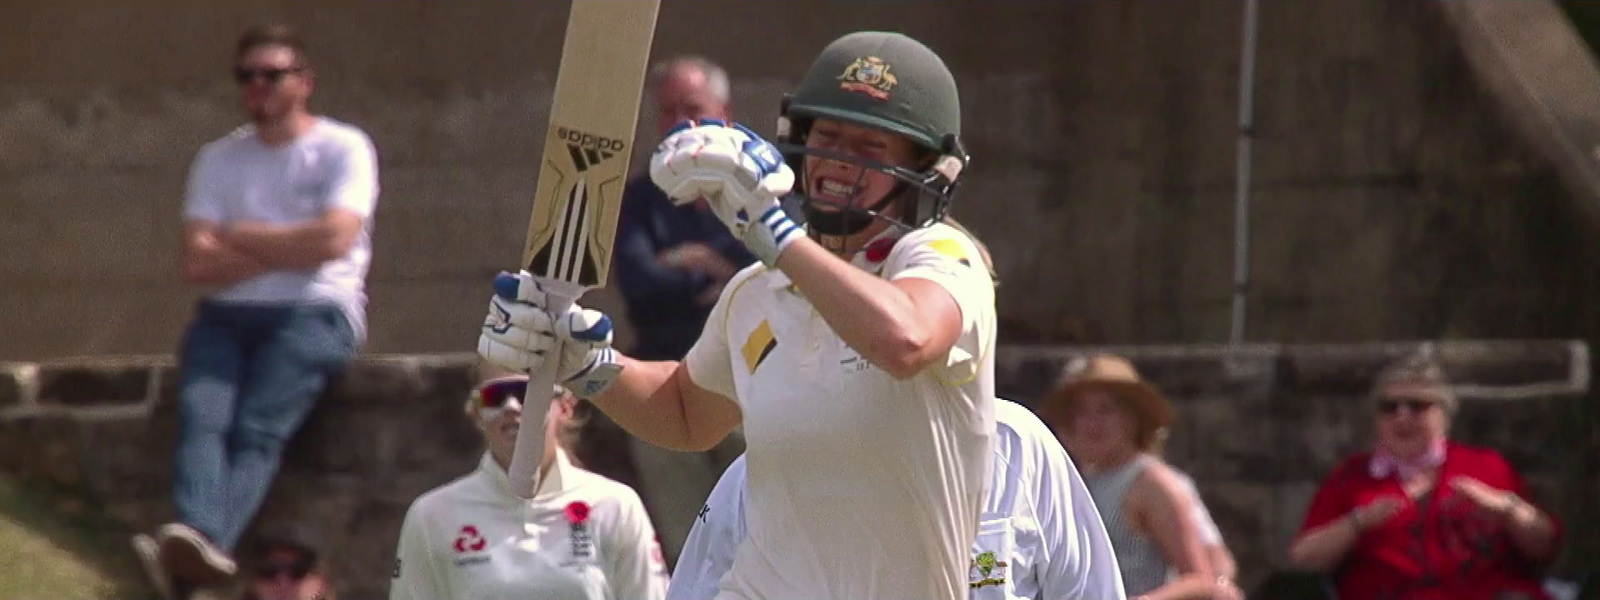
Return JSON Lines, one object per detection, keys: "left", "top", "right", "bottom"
{"left": 838, "top": 57, "right": 899, "bottom": 100}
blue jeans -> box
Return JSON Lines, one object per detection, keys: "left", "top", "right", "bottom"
{"left": 171, "top": 301, "right": 358, "bottom": 553}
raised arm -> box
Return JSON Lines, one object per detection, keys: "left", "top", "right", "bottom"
{"left": 776, "top": 239, "right": 963, "bottom": 379}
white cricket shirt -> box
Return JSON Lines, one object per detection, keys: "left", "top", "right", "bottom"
{"left": 668, "top": 399, "right": 1128, "bottom": 600}
{"left": 390, "top": 450, "right": 669, "bottom": 600}
{"left": 182, "top": 117, "right": 380, "bottom": 341}
{"left": 683, "top": 222, "right": 998, "bottom": 600}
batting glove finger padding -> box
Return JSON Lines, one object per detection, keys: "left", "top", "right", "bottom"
{"left": 649, "top": 120, "right": 802, "bottom": 266}
{"left": 477, "top": 271, "right": 623, "bottom": 397}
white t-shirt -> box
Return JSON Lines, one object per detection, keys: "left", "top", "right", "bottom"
{"left": 182, "top": 117, "right": 380, "bottom": 341}
{"left": 390, "top": 451, "right": 670, "bottom": 600}
{"left": 668, "top": 399, "right": 1128, "bottom": 600}
{"left": 682, "top": 222, "right": 998, "bottom": 600}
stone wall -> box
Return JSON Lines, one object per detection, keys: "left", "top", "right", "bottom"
{"left": 6, "top": 0, "right": 1600, "bottom": 362}
{"left": 1, "top": 340, "right": 1591, "bottom": 599}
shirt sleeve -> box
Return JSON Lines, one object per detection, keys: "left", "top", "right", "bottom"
{"left": 1299, "top": 460, "right": 1359, "bottom": 534}
{"left": 682, "top": 265, "right": 760, "bottom": 402}
{"left": 606, "top": 487, "right": 671, "bottom": 600}
{"left": 667, "top": 455, "right": 749, "bottom": 600}
{"left": 1028, "top": 416, "right": 1127, "bottom": 599}
{"left": 389, "top": 501, "right": 448, "bottom": 600}
{"left": 326, "top": 129, "right": 380, "bottom": 217}
{"left": 882, "top": 224, "right": 997, "bottom": 382}
{"left": 183, "top": 145, "right": 226, "bottom": 223}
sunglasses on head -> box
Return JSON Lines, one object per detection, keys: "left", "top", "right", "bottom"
{"left": 254, "top": 558, "right": 313, "bottom": 581}
{"left": 1377, "top": 398, "right": 1438, "bottom": 415}
{"left": 233, "top": 66, "right": 302, "bottom": 85}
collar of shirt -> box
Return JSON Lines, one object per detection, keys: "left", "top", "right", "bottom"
{"left": 477, "top": 449, "right": 579, "bottom": 502}
{"left": 1368, "top": 438, "right": 1447, "bottom": 480}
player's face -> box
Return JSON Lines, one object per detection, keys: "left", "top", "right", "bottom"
{"left": 1373, "top": 383, "right": 1448, "bottom": 460}
{"left": 655, "top": 67, "right": 728, "bottom": 137}
{"left": 235, "top": 45, "right": 311, "bottom": 124}
{"left": 1062, "top": 389, "right": 1140, "bottom": 463}
{"left": 802, "top": 118, "right": 920, "bottom": 216}
{"left": 473, "top": 380, "right": 528, "bottom": 462}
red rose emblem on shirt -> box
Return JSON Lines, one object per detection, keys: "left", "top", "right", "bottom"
{"left": 565, "top": 501, "right": 591, "bottom": 525}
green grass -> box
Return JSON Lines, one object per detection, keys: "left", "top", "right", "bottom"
{"left": 0, "top": 476, "right": 157, "bottom": 600}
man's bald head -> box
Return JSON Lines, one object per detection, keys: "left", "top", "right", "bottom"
{"left": 649, "top": 56, "right": 732, "bottom": 137}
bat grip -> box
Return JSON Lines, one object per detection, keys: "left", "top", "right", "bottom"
{"left": 506, "top": 281, "right": 583, "bottom": 499}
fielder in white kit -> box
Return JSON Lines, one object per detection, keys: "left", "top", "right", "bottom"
{"left": 668, "top": 398, "right": 1128, "bottom": 600}
{"left": 479, "top": 31, "right": 997, "bottom": 599}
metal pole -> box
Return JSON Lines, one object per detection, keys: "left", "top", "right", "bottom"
{"left": 1229, "top": 0, "right": 1260, "bottom": 346}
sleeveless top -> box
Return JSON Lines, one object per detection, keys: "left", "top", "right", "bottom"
{"left": 1083, "top": 455, "right": 1174, "bottom": 595}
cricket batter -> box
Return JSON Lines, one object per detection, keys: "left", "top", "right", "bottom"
{"left": 480, "top": 31, "right": 997, "bottom": 599}
{"left": 668, "top": 398, "right": 1128, "bottom": 600}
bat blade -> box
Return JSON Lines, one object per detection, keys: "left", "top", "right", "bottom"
{"left": 522, "top": 0, "right": 660, "bottom": 287}
{"left": 508, "top": 0, "right": 661, "bottom": 499}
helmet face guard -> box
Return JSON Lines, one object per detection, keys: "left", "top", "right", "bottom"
{"left": 775, "top": 95, "right": 968, "bottom": 239}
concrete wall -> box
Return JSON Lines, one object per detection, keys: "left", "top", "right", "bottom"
{"left": 0, "top": 341, "right": 1591, "bottom": 599}
{"left": 6, "top": 0, "right": 1599, "bottom": 361}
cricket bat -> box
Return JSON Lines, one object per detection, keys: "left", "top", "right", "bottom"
{"left": 508, "top": 0, "right": 662, "bottom": 499}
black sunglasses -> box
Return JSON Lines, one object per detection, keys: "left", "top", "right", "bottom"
{"left": 475, "top": 378, "right": 530, "bottom": 409}
{"left": 1377, "top": 398, "right": 1438, "bottom": 415}
{"left": 233, "top": 66, "right": 302, "bottom": 85}
{"left": 254, "top": 558, "right": 313, "bottom": 581}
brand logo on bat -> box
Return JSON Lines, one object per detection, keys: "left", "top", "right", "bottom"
{"left": 558, "top": 127, "right": 627, "bottom": 173}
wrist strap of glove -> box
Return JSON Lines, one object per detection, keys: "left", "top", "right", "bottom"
{"left": 564, "top": 347, "right": 622, "bottom": 399}
{"left": 749, "top": 205, "right": 803, "bottom": 267}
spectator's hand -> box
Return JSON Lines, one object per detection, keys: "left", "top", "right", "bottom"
{"left": 1450, "top": 476, "right": 1516, "bottom": 515}
{"left": 658, "top": 242, "right": 737, "bottom": 280}
{"left": 1352, "top": 496, "right": 1404, "bottom": 531}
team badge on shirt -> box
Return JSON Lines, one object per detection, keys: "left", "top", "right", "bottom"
{"left": 564, "top": 501, "right": 594, "bottom": 566}
{"left": 452, "top": 525, "right": 490, "bottom": 567}
{"left": 969, "top": 550, "right": 1008, "bottom": 589}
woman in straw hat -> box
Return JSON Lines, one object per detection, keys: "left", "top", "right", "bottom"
{"left": 1041, "top": 354, "right": 1239, "bottom": 600}
{"left": 1288, "top": 352, "right": 1562, "bottom": 600}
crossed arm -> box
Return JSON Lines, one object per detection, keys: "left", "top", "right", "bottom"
{"left": 179, "top": 209, "right": 364, "bottom": 285}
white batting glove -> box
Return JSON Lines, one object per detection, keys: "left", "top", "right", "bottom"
{"left": 477, "top": 271, "right": 622, "bottom": 398}
{"left": 649, "top": 119, "right": 803, "bottom": 266}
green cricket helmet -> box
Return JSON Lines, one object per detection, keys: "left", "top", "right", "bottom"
{"left": 775, "top": 31, "right": 969, "bottom": 237}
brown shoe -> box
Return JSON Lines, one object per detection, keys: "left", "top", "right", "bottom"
{"left": 156, "top": 523, "right": 237, "bottom": 588}
{"left": 131, "top": 533, "right": 175, "bottom": 599}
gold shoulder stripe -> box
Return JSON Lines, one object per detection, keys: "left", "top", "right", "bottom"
{"left": 927, "top": 238, "right": 972, "bottom": 267}
{"left": 741, "top": 320, "right": 778, "bottom": 373}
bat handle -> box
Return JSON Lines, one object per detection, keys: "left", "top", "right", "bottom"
{"left": 506, "top": 279, "right": 584, "bottom": 499}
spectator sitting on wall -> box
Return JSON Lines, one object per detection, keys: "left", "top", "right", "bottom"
{"left": 1041, "top": 354, "right": 1242, "bottom": 600}
{"left": 131, "top": 22, "right": 380, "bottom": 600}
{"left": 1288, "top": 351, "right": 1563, "bottom": 600}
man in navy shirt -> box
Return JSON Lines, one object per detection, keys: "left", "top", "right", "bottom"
{"left": 615, "top": 56, "right": 757, "bottom": 362}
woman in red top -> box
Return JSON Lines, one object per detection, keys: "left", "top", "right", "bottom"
{"left": 1288, "top": 352, "right": 1562, "bottom": 600}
